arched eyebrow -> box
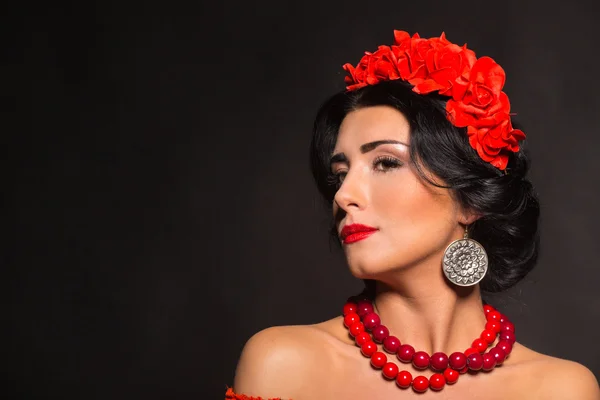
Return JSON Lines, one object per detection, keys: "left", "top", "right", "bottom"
{"left": 329, "top": 139, "right": 408, "bottom": 166}
{"left": 329, "top": 153, "right": 347, "bottom": 166}
{"left": 360, "top": 139, "right": 407, "bottom": 153}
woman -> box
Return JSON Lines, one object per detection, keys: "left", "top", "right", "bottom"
{"left": 226, "top": 31, "right": 599, "bottom": 399}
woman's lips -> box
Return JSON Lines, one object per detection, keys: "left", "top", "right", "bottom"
{"left": 340, "top": 224, "right": 378, "bottom": 244}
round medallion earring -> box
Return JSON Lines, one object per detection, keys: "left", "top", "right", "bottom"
{"left": 442, "top": 225, "right": 488, "bottom": 287}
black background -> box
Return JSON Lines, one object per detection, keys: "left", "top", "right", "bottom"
{"left": 5, "top": 1, "right": 600, "bottom": 399}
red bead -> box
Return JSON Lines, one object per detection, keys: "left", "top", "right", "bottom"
{"left": 383, "top": 335, "right": 401, "bottom": 353}
{"left": 483, "top": 304, "right": 495, "bottom": 315}
{"left": 371, "top": 325, "right": 389, "bottom": 343}
{"left": 464, "top": 347, "right": 478, "bottom": 357}
{"left": 496, "top": 340, "right": 513, "bottom": 355}
{"left": 356, "top": 300, "right": 374, "bottom": 317}
{"left": 397, "top": 344, "right": 415, "bottom": 363}
{"left": 349, "top": 321, "right": 364, "bottom": 337}
{"left": 501, "top": 321, "right": 515, "bottom": 333}
{"left": 443, "top": 368, "right": 459, "bottom": 384}
{"left": 396, "top": 370, "right": 412, "bottom": 389}
{"left": 482, "top": 352, "right": 497, "bottom": 371}
{"left": 382, "top": 362, "right": 399, "bottom": 379}
{"left": 360, "top": 341, "right": 377, "bottom": 357}
{"left": 343, "top": 302, "right": 357, "bottom": 316}
{"left": 355, "top": 332, "right": 371, "bottom": 346}
{"left": 480, "top": 329, "right": 496, "bottom": 344}
{"left": 499, "top": 314, "right": 507, "bottom": 324}
{"left": 362, "top": 312, "right": 381, "bottom": 331}
{"left": 459, "top": 365, "right": 469, "bottom": 374}
{"left": 412, "top": 351, "right": 430, "bottom": 369}
{"left": 472, "top": 338, "right": 488, "bottom": 353}
{"left": 430, "top": 352, "right": 449, "bottom": 371}
{"left": 490, "top": 347, "right": 506, "bottom": 364}
{"left": 412, "top": 376, "right": 429, "bottom": 393}
{"left": 448, "top": 352, "right": 467, "bottom": 370}
{"left": 485, "top": 320, "right": 501, "bottom": 333}
{"left": 500, "top": 331, "right": 516, "bottom": 344}
{"left": 429, "top": 373, "right": 445, "bottom": 391}
{"left": 467, "top": 352, "right": 483, "bottom": 371}
{"left": 343, "top": 312, "right": 360, "bottom": 328}
{"left": 488, "top": 310, "right": 502, "bottom": 321}
{"left": 371, "top": 352, "right": 387, "bottom": 368}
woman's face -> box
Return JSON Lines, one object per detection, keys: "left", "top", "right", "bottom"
{"left": 331, "top": 105, "right": 466, "bottom": 280}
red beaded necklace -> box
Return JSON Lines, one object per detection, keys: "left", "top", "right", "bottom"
{"left": 343, "top": 296, "right": 516, "bottom": 393}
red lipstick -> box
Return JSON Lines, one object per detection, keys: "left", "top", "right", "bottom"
{"left": 340, "top": 224, "right": 378, "bottom": 244}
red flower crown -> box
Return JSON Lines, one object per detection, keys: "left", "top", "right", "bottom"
{"left": 343, "top": 30, "right": 525, "bottom": 170}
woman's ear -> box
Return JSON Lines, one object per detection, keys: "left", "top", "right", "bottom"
{"left": 460, "top": 208, "right": 482, "bottom": 226}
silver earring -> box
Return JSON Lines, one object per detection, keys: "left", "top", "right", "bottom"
{"left": 442, "top": 225, "right": 488, "bottom": 287}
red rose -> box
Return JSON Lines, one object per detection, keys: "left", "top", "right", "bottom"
{"left": 411, "top": 43, "right": 477, "bottom": 96}
{"left": 411, "top": 33, "right": 450, "bottom": 72}
{"left": 342, "top": 53, "right": 372, "bottom": 89}
{"left": 445, "top": 57, "right": 508, "bottom": 135}
{"left": 391, "top": 33, "right": 434, "bottom": 81}
{"left": 453, "top": 56, "right": 505, "bottom": 104}
{"left": 344, "top": 46, "right": 409, "bottom": 90}
{"left": 343, "top": 53, "right": 370, "bottom": 90}
{"left": 447, "top": 91, "right": 511, "bottom": 128}
{"left": 467, "top": 119, "right": 525, "bottom": 170}
{"left": 370, "top": 46, "right": 402, "bottom": 82}
{"left": 405, "top": 36, "right": 434, "bottom": 80}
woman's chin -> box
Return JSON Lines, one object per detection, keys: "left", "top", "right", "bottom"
{"left": 347, "top": 263, "right": 388, "bottom": 280}
{"left": 347, "top": 257, "right": 417, "bottom": 280}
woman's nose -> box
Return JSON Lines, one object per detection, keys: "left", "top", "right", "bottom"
{"left": 333, "top": 168, "right": 367, "bottom": 212}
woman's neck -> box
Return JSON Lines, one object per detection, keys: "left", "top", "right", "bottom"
{"left": 371, "top": 275, "right": 487, "bottom": 356}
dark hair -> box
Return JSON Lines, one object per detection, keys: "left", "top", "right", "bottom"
{"left": 310, "top": 80, "right": 540, "bottom": 293}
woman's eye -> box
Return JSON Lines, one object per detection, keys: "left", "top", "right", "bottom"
{"left": 374, "top": 156, "right": 402, "bottom": 171}
{"left": 328, "top": 171, "right": 347, "bottom": 187}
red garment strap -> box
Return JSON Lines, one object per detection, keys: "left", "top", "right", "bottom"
{"left": 225, "top": 386, "right": 289, "bottom": 400}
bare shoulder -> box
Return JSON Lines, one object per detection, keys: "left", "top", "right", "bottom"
{"left": 232, "top": 324, "right": 336, "bottom": 399}
{"left": 538, "top": 356, "right": 599, "bottom": 399}
{"left": 513, "top": 344, "right": 600, "bottom": 399}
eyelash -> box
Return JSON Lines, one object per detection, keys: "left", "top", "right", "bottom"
{"left": 327, "top": 156, "right": 403, "bottom": 188}
{"left": 373, "top": 156, "right": 403, "bottom": 172}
